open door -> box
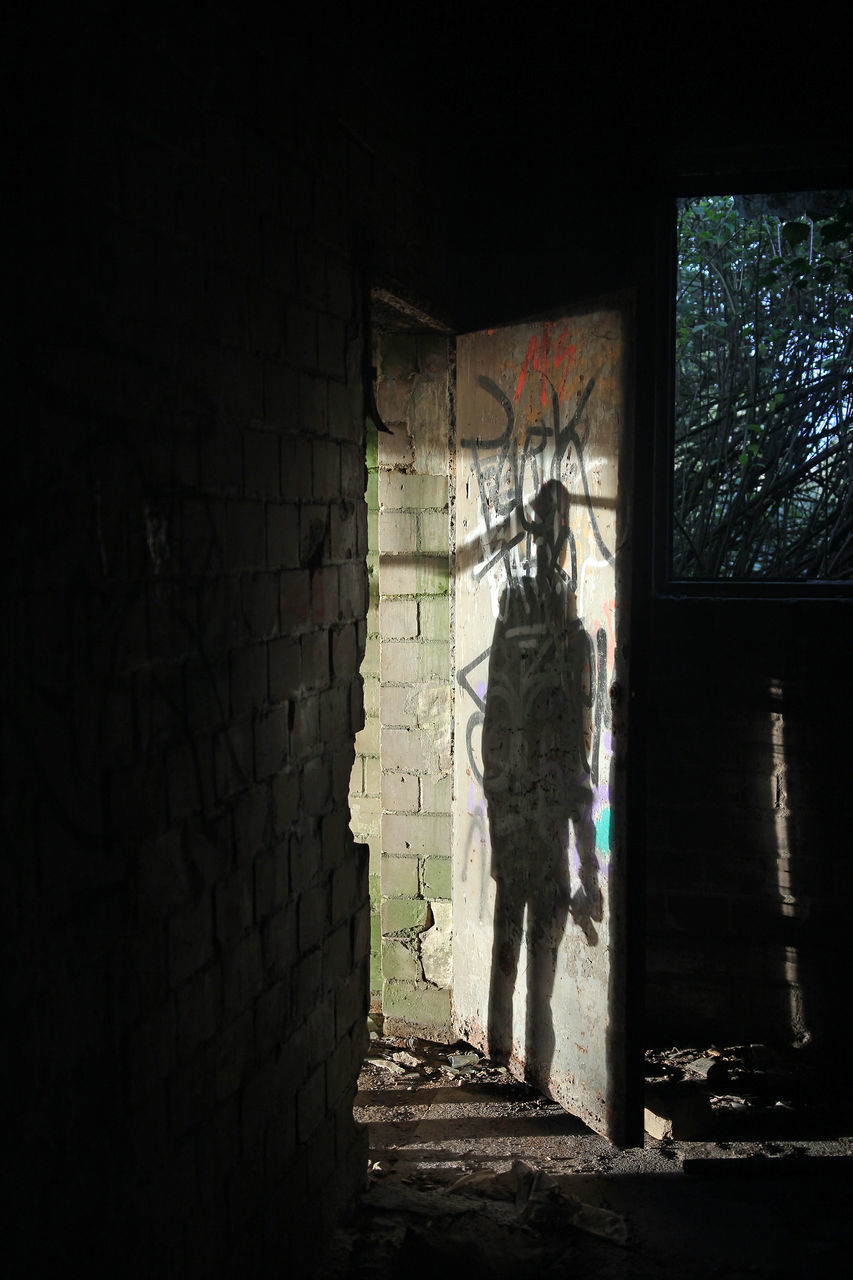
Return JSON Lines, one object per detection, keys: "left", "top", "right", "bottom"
{"left": 452, "top": 298, "right": 634, "bottom": 1142}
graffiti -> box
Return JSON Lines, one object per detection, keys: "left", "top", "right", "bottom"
{"left": 457, "top": 359, "right": 616, "bottom": 794}
{"left": 459, "top": 624, "right": 609, "bottom": 791}
{"left": 462, "top": 374, "right": 612, "bottom": 594}
{"left": 480, "top": 479, "right": 603, "bottom": 1075}
{"left": 482, "top": 579, "right": 591, "bottom": 816}
{"left": 514, "top": 322, "right": 577, "bottom": 406}
{"left": 458, "top": 795, "right": 492, "bottom": 925}
{"left": 453, "top": 311, "right": 628, "bottom": 1132}
{"left": 457, "top": 647, "right": 488, "bottom": 785}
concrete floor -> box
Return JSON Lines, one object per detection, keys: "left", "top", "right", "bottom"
{"left": 321, "top": 1032, "right": 853, "bottom": 1278}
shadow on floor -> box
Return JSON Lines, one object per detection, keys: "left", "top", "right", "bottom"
{"left": 321, "top": 1032, "right": 853, "bottom": 1279}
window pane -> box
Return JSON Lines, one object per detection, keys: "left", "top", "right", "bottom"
{"left": 673, "top": 192, "right": 853, "bottom": 580}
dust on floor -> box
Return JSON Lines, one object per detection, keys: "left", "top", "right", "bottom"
{"left": 321, "top": 1025, "right": 853, "bottom": 1278}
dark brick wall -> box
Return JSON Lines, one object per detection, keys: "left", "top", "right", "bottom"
{"left": 3, "top": 11, "right": 449, "bottom": 1276}
{"left": 644, "top": 598, "right": 853, "bottom": 1055}
{"left": 4, "top": 11, "right": 852, "bottom": 1268}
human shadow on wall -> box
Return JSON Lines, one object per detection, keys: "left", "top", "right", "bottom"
{"left": 483, "top": 480, "right": 601, "bottom": 1083}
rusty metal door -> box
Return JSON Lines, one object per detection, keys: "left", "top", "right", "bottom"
{"left": 452, "top": 299, "right": 633, "bottom": 1141}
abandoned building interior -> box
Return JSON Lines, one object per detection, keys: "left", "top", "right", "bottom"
{"left": 5, "top": 6, "right": 853, "bottom": 1276}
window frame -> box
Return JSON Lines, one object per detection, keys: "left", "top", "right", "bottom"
{"left": 655, "top": 168, "right": 853, "bottom": 600}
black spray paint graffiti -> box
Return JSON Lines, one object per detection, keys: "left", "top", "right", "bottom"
{"left": 459, "top": 623, "right": 610, "bottom": 790}
{"left": 458, "top": 374, "right": 613, "bottom": 790}
{"left": 462, "top": 374, "right": 613, "bottom": 590}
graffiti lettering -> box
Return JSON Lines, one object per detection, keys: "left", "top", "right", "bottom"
{"left": 458, "top": 365, "right": 615, "bottom": 796}
{"left": 462, "top": 374, "right": 611, "bottom": 590}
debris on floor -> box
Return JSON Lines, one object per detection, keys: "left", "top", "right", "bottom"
{"left": 364, "top": 1031, "right": 509, "bottom": 1084}
{"left": 447, "top": 1159, "right": 628, "bottom": 1243}
{"left": 643, "top": 1041, "right": 840, "bottom": 1140}
{"left": 320, "top": 1028, "right": 853, "bottom": 1278}
{"left": 643, "top": 1083, "right": 711, "bottom": 1141}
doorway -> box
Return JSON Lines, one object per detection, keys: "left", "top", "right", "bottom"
{"left": 452, "top": 301, "right": 636, "bottom": 1142}
{"left": 349, "top": 292, "right": 641, "bottom": 1143}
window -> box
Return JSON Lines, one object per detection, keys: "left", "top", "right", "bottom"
{"left": 667, "top": 188, "right": 853, "bottom": 587}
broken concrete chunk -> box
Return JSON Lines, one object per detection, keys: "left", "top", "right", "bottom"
{"left": 447, "top": 1159, "right": 628, "bottom": 1245}
{"left": 644, "top": 1085, "right": 712, "bottom": 1140}
{"left": 687, "top": 1056, "right": 730, "bottom": 1085}
{"left": 367, "top": 1057, "right": 406, "bottom": 1075}
{"left": 420, "top": 899, "right": 453, "bottom": 987}
{"left": 391, "top": 1051, "right": 420, "bottom": 1068}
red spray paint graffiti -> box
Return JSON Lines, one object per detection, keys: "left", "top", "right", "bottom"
{"left": 514, "top": 323, "right": 576, "bottom": 406}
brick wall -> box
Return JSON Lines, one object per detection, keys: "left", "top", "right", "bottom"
{"left": 4, "top": 14, "right": 450, "bottom": 1276}
{"left": 374, "top": 335, "right": 454, "bottom": 1037}
{"left": 8, "top": 17, "right": 851, "bottom": 1254}
{"left": 644, "top": 598, "right": 853, "bottom": 1058}
{"left": 349, "top": 421, "right": 382, "bottom": 1005}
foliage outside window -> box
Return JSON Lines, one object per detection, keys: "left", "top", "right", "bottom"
{"left": 673, "top": 191, "right": 853, "bottom": 581}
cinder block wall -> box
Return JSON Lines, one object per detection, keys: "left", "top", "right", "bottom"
{"left": 5, "top": 15, "right": 450, "bottom": 1276}
{"left": 374, "top": 335, "right": 454, "bottom": 1038}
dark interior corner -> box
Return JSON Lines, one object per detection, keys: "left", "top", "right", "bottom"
{"left": 3, "top": 4, "right": 852, "bottom": 1275}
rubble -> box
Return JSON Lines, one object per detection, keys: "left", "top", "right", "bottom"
{"left": 448, "top": 1160, "right": 628, "bottom": 1243}
{"left": 643, "top": 1085, "right": 712, "bottom": 1140}
{"left": 642, "top": 1042, "right": 827, "bottom": 1140}
{"left": 319, "top": 1030, "right": 853, "bottom": 1278}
